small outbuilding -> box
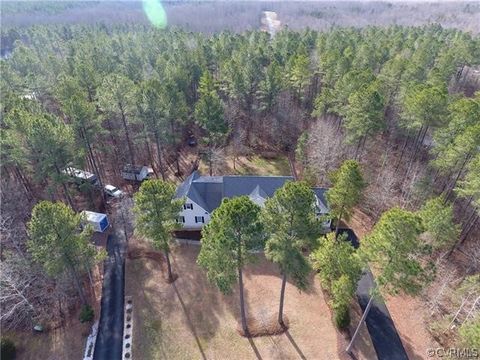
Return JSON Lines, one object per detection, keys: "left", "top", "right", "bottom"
{"left": 82, "top": 211, "right": 109, "bottom": 233}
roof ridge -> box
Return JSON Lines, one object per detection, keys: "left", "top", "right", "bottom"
{"left": 223, "top": 175, "right": 293, "bottom": 178}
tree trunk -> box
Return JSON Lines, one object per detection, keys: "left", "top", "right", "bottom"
{"left": 154, "top": 131, "right": 166, "bottom": 180}
{"left": 93, "top": 147, "right": 107, "bottom": 184}
{"left": 13, "top": 164, "right": 31, "bottom": 197}
{"left": 403, "top": 126, "right": 425, "bottom": 179}
{"left": 460, "top": 214, "right": 478, "bottom": 245}
{"left": 460, "top": 196, "right": 474, "bottom": 217}
{"left": 104, "top": 118, "right": 121, "bottom": 176}
{"left": 346, "top": 295, "right": 374, "bottom": 354}
{"left": 419, "top": 126, "right": 429, "bottom": 150}
{"left": 360, "top": 134, "right": 368, "bottom": 153}
{"left": 165, "top": 249, "right": 173, "bottom": 282}
{"left": 354, "top": 138, "right": 362, "bottom": 160}
{"left": 335, "top": 206, "right": 345, "bottom": 240}
{"left": 54, "top": 164, "right": 76, "bottom": 211}
{"left": 445, "top": 153, "right": 472, "bottom": 201}
{"left": 141, "top": 124, "right": 154, "bottom": 167}
{"left": 278, "top": 272, "right": 287, "bottom": 327}
{"left": 119, "top": 104, "right": 135, "bottom": 165}
{"left": 81, "top": 127, "right": 105, "bottom": 204}
{"left": 447, "top": 208, "right": 478, "bottom": 257}
{"left": 394, "top": 136, "right": 409, "bottom": 171}
{"left": 209, "top": 149, "right": 213, "bottom": 176}
{"left": 70, "top": 267, "right": 87, "bottom": 305}
{"left": 170, "top": 119, "right": 181, "bottom": 176}
{"left": 238, "top": 266, "right": 248, "bottom": 335}
{"left": 87, "top": 268, "right": 95, "bottom": 298}
{"left": 237, "top": 236, "right": 248, "bottom": 335}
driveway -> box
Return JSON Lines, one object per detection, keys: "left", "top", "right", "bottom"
{"left": 93, "top": 226, "right": 126, "bottom": 360}
{"left": 356, "top": 270, "right": 408, "bottom": 360}
{"left": 338, "top": 228, "right": 408, "bottom": 360}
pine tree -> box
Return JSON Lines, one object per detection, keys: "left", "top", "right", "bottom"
{"left": 136, "top": 79, "right": 169, "bottom": 180}
{"left": 419, "top": 196, "right": 460, "bottom": 250}
{"left": 263, "top": 181, "right": 319, "bottom": 326}
{"left": 97, "top": 74, "right": 137, "bottom": 165}
{"left": 347, "top": 207, "right": 433, "bottom": 353}
{"left": 133, "top": 179, "right": 184, "bottom": 282}
{"left": 197, "top": 196, "right": 264, "bottom": 335}
{"left": 3, "top": 109, "right": 77, "bottom": 208}
{"left": 326, "top": 160, "right": 366, "bottom": 237}
{"left": 28, "top": 201, "right": 102, "bottom": 305}
{"left": 344, "top": 81, "right": 385, "bottom": 151}
{"left": 194, "top": 71, "right": 227, "bottom": 146}
{"left": 256, "top": 60, "right": 283, "bottom": 114}
{"left": 311, "top": 232, "right": 362, "bottom": 328}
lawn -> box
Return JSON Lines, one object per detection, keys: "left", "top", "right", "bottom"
{"left": 126, "top": 242, "right": 376, "bottom": 360}
{"left": 198, "top": 154, "right": 291, "bottom": 177}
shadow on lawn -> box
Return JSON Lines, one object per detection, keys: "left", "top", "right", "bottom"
{"left": 248, "top": 337, "right": 263, "bottom": 360}
{"left": 172, "top": 282, "right": 207, "bottom": 360}
{"left": 285, "top": 330, "right": 307, "bottom": 360}
{"left": 244, "top": 253, "right": 318, "bottom": 296}
{"left": 128, "top": 246, "right": 224, "bottom": 359}
{"left": 169, "top": 245, "right": 225, "bottom": 342}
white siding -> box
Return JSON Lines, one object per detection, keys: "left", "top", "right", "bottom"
{"left": 178, "top": 197, "right": 211, "bottom": 230}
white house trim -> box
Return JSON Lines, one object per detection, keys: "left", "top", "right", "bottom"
{"left": 178, "top": 198, "right": 211, "bottom": 230}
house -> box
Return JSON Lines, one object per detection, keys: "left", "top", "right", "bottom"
{"left": 174, "top": 171, "right": 330, "bottom": 231}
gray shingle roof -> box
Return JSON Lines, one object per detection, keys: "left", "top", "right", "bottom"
{"left": 312, "top": 188, "right": 328, "bottom": 207}
{"left": 175, "top": 171, "right": 329, "bottom": 213}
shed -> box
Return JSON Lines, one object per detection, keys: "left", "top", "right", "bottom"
{"left": 82, "top": 211, "right": 109, "bottom": 233}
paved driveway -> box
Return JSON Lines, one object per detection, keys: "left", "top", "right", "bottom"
{"left": 338, "top": 228, "right": 408, "bottom": 360}
{"left": 93, "top": 227, "right": 126, "bottom": 360}
{"left": 356, "top": 270, "right": 408, "bottom": 360}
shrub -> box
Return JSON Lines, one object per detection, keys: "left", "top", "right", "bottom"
{"left": 1, "top": 338, "right": 16, "bottom": 360}
{"left": 334, "top": 306, "right": 351, "bottom": 329}
{"left": 459, "top": 317, "right": 480, "bottom": 348}
{"left": 79, "top": 304, "right": 94, "bottom": 323}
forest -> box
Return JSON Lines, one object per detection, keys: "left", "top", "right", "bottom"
{"left": 1, "top": 20, "right": 480, "bottom": 356}
{"left": 2, "top": 1, "right": 480, "bottom": 35}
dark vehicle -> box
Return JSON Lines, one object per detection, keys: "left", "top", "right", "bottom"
{"left": 187, "top": 135, "right": 197, "bottom": 147}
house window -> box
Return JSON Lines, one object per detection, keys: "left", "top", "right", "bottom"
{"left": 184, "top": 203, "right": 193, "bottom": 210}
{"left": 195, "top": 216, "right": 205, "bottom": 223}
{"left": 176, "top": 216, "right": 185, "bottom": 223}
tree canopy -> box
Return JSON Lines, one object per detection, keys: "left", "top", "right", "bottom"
{"left": 263, "top": 181, "right": 319, "bottom": 325}
{"left": 134, "top": 179, "right": 183, "bottom": 281}
{"left": 27, "top": 201, "right": 101, "bottom": 304}
{"left": 360, "top": 207, "right": 433, "bottom": 296}
{"left": 326, "top": 160, "right": 365, "bottom": 235}
{"left": 198, "top": 196, "right": 263, "bottom": 333}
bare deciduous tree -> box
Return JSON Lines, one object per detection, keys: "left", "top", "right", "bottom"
{"left": 364, "top": 164, "right": 399, "bottom": 219}
{"left": 306, "top": 118, "right": 347, "bottom": 184}
{"left": 0, "top": 254, "right": 71, "bottom": 330}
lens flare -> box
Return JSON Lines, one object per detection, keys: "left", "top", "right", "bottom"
{"left": 142, "top": 0, "right": 167, "bottom": 29}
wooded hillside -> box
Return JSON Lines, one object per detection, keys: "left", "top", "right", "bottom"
{"left": 1, "top": 23, "right": 479, "bottom": 347}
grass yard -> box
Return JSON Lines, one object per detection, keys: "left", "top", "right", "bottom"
{"left": 198, "top": 154, "right": 291, "bottom": 177}
{"left": 126, "top": 242, "right": 375, "bottom": 360}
